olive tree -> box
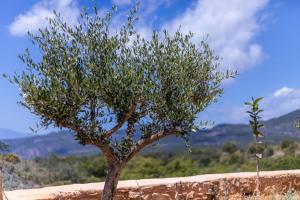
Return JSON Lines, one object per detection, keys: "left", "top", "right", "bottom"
{"left": 245, "top": 97, "right": 264, "bottom": 198}
{"left": 8, "top": 5, "right": 234, "bottom": 200}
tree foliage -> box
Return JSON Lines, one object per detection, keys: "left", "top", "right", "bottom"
{"left": 7, "top": 4, "right": 235, "bottom": 199}
{"left": 9, "top": 4, "right": 234, "bottom": 163}
{"left": 245, "top": 97, "right": 264, "bottom": 137}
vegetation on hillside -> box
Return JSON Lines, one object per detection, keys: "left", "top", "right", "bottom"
{"left": 0, "top": 141, "right": 8, "bottom": 153}
{"left": 2, "top": 140, "right": 300, "bottom": 190}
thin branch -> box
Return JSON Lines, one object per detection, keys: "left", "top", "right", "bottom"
{"left": 124, "top": 127, "right": 181, "bottom": 163}
{"left": 90, "top": 97, "right": 97, "bottom": 133}
{"left": 95, "top": 143, "right": 120, "bottom": 162}
{"left": 126, "top": 116, "right": 135, "bottom": 140}
{"left": 105, "top": 104, "right": 137, "bottom": 138}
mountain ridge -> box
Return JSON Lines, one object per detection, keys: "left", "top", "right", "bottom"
{"left": 0, "top": 129, "right": 33, "bottom": 140}
{"left": 3, "top": 109, "right": 300, "bottom": 159}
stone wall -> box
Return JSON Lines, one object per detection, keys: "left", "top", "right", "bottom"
{"left": 5, "top": 170, "right": 300, "bottom": 200}
{"left": 52, "top": 172, "right": 300, "bottom": 200}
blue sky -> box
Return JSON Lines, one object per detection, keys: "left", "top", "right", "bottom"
{"left": 0, "top": 0, "right": 300, "bottom": 133}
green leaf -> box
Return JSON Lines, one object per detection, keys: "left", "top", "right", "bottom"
{"left": 253, "top": 97, "right": 263, "bottom": 106}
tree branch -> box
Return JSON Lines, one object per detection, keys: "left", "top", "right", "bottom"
{"left": 59, "top": 121, "right": 119, "bottom": 162}
{"left": 124, "top": 127, "right": 181, "bottom": 163}
{"left": 95, "top": 143, "right": 120, "bottom": 162}
{"left": 105, "top": 104, "right": 137, "bottom": 138}
{"left": 90, "top": 97, "right": 97, "bottom": 133}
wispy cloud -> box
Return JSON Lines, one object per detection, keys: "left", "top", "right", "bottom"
{"left": 110, "top": 0, "right": 270, "bottom": 72}
{"left": 112, "top": 0, "right": 131, "bottom": 6}
{"left": 10, "top": 0, "right": 270, "bottom": 72}
{"left": 9, "top": 0, "right": 80, "bottom": 37}
{"left": 263, "top": 87, "right": 300, "bottom": 120}
{"left": 110, "top": 0, "right": 173, "bottom": 39}
{"left": 163, "top": 0, "right": 270, "bottom": 71}
{"left": 139, "top": 0, "right": 172, "bottom": 16}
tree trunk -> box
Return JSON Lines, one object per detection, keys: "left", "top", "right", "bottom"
{"left": 102, "top": 163, "right": 122, "bottom": 200}
{"left": 255, "top": 135, "right": 260, "bottom": 199}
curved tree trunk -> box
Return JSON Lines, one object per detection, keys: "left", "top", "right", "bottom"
{"left": 102, "top": 163, "right": 122, "bottom": 200}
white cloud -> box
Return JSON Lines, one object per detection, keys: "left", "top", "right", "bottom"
{"left": 9, "top": 0, "right": 80, "bottom": 37}
{"left": 262, "top": 87, "right": 300, "bottom": 119}
{"left": 206, "top": 87, "right": 300, "bottom": 124}
{"left": 140, "top": 0, "right": 172, "bottom": 16}
{"left": 10, "top": 0, "right": 270, "bottom": 72}
{"left": 109, "top": 0, "right": 172, "bottom": 40}
{"left": 112, "top": 0, "right": 131, "bottom": 6}
{"left": 274, "top": 87, "right": 294, "bottom": 97}
{"left": 163, "top": 0, "right": 270, "bottom": 71}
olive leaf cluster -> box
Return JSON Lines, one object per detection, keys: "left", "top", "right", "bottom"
{"left": 8, "top": 5, "right": 234, "bottom": 160}
{"left": 245, "top": 97, "right": 264, "bottom": 137}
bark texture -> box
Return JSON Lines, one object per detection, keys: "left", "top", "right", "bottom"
{"left": 102, "top": 163, "right": 122, "bottom": 200}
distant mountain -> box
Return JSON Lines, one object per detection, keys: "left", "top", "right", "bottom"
{"left": 185, "top": 109, "right": 300, "bottom": 147}
{"left": 4, "top": 131, "right": 98, "bottom": 159}
{"left": 4, "top": 109, "right": 300, "bottom": 159}
{"left": 0, "top": 129, "right": 32, "bottom": 140}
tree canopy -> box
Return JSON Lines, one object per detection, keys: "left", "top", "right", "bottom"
{"left": 8, "top": 4, "right": 235, "bottom": 199}
{"left": 10, "top": 5, "right": 234, "bottom": 161}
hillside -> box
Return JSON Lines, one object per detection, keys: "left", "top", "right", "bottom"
{"left": 4, "top": 131, "right": 98, "bottom": 159}
{"left": 3, "top": 109, "right": 300, "bottom": 159}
